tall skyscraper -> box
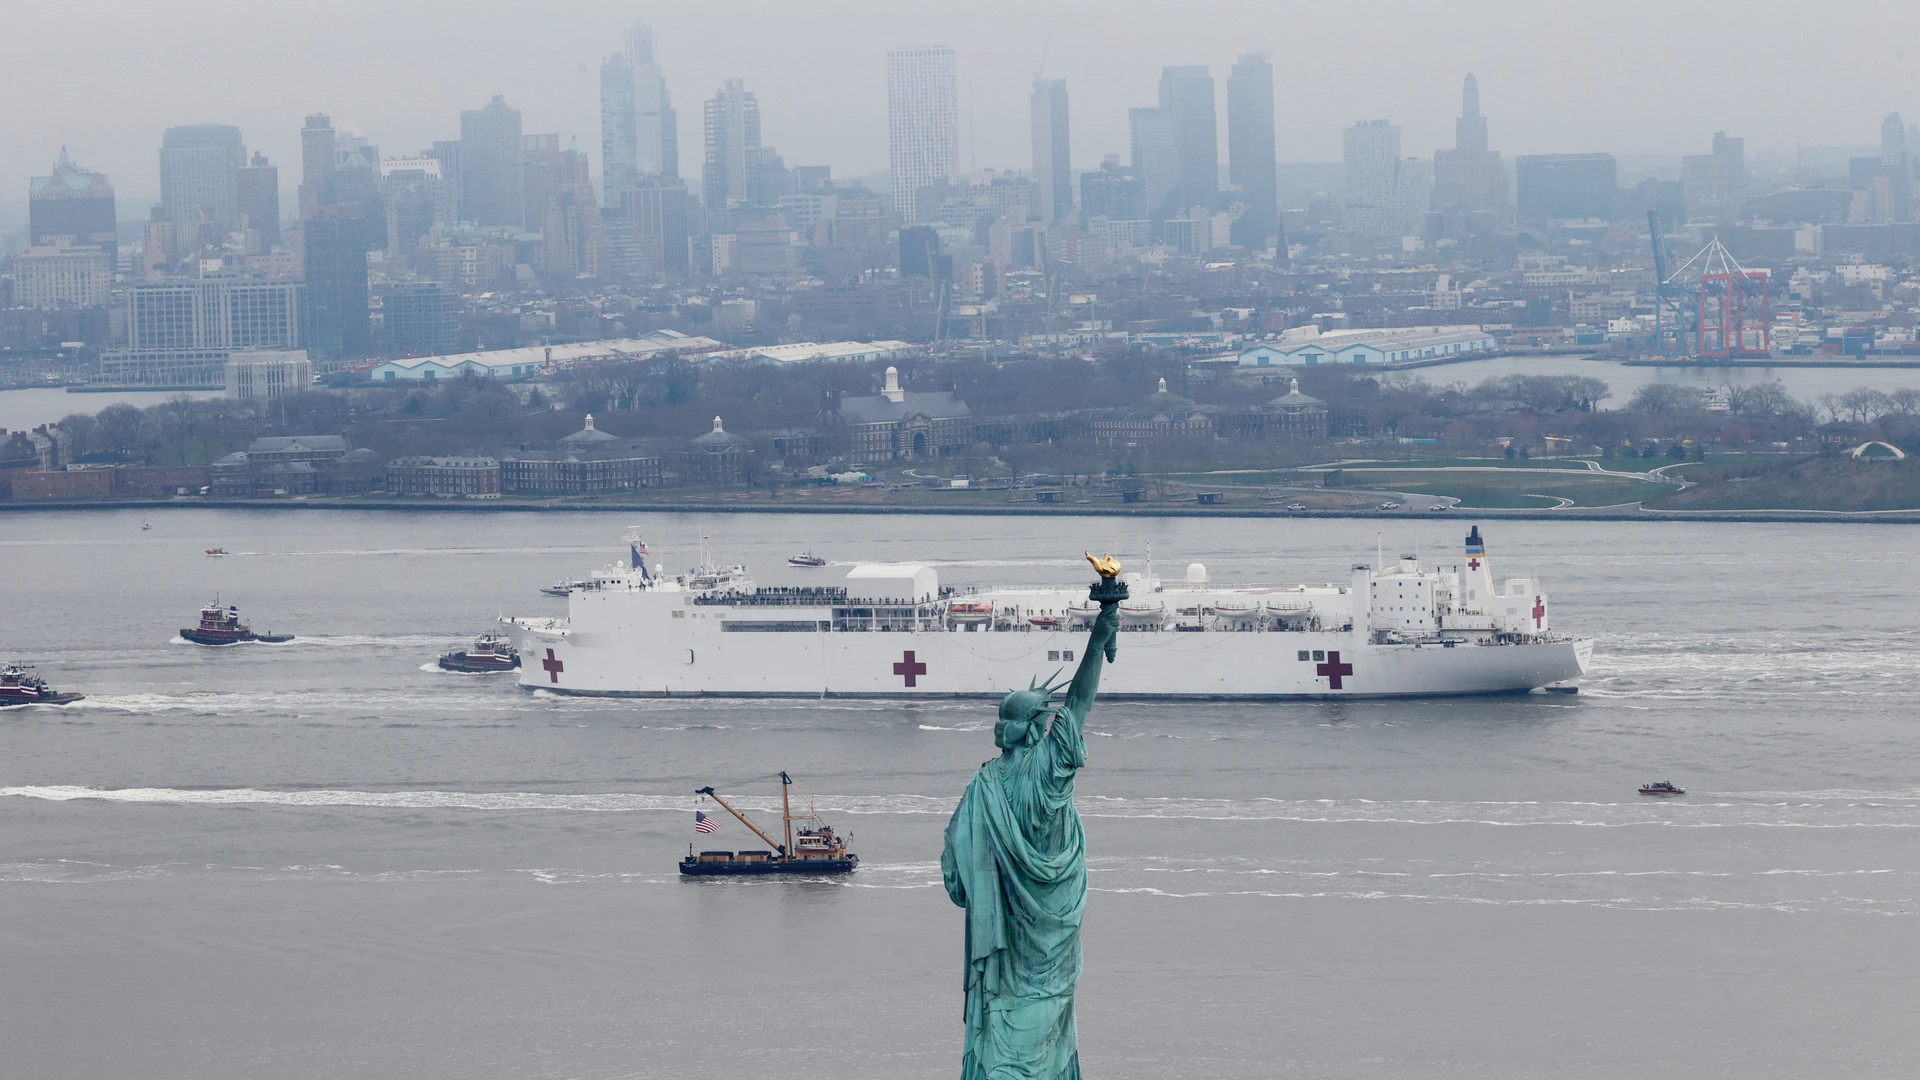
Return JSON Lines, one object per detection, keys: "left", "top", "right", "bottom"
{"left": 1030, "top": 77, "right": 1071, "bottom": 224}
{"left": 1883, "top": 112, "right": 1911, "bottom": 223}
{"left": 626, "top": 24, "right": 678, "bottom": 179}
{"left": 600, "top": 53, "right": 640, "bottom": 197}
{"left": 159, "top": 124, "right": 245, "bottom": 228}
{"left": 1226, "top": 54, "right": 1278, "bottom": 251}
{"left": 1432, "top": 74, "right": 1509, "bottom": 218}
{"left": 303, "top": 206, "right": 372, "bottom": 364}
{"left": 886, "top": 46, "right": 959, "bottom": 220}
{"left": 1129, "top": 107, "right": 1178, "bottom": 221}
{"left": 29, "top": 148, "right": 117, "bottom": 261}
{"left": 237, "top": 151, "right": 281, "bottom": 249}
{"left": 459, "top": 95, "right": 526, "bottom": 228}
{"left": 300, "top": 115, "right": 336, "bottom": 219}
{"left": 703, "top": 78, "right": 763, "bottom": 215}
{"left": 1159, "top": 66, "right": 1218, "bottom": 212}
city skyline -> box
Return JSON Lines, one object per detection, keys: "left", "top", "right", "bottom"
{"left": 5, "top": 0, "right": 1918, "bottom": 211}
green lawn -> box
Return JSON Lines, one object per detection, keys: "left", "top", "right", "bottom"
{"left": 1326, "top": 469, "right": 1674, "bottom": 508}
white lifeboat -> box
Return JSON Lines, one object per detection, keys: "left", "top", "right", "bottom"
{"left": 1118, "top": 598, "right": 1166, "bottom": 627}
{"left": 1211, "top": 597, "right": 1262, "bottom": 627}
{"left": 947, "top": 601, "right": 994, "bottom": 624}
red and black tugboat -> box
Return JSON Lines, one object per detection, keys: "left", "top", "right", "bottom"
{"left": 180, "top": 601, "right": 294, "bottom": 646}
{"left": 680, "top": 771, "right": 858, "bottom": 877}
{"left": 0, "top": 664, "right": 84, "bottom": 707}
{"left": 438, "top": 632, "right": 520, "bottom": 673}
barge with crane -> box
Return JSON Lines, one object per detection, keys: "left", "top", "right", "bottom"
{"left": 679, "top": 772, "right": 859, "bottom": 877}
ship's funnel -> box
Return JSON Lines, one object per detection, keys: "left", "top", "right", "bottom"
{"left": 1461, "top": 525, "right": 1494, "bottom": 613}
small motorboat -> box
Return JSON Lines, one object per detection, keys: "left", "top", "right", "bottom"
{"left": 205, "top": 548, "right": 228, "bottom": 557}
{"left": 788, "top": 551, "right": 828, "bottom": 567}
{"left": 438, "top": 632, "right": 521, "bottom": 673}
{"left": 1638, "top": 780, "right": 1686, "bottom": 797}
{"left": 141, "top": 519, "right": 152, "bottom": 531}
{"left": 541, "top": 578, "right": 588, "bottom": 597}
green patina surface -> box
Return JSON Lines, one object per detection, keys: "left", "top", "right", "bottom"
{"left": 941, "top": 599, "right": 1118, "bottom": 1080}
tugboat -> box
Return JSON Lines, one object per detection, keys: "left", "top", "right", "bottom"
{"left": 788, "top": 551, "right": 828, "bottom": 568}
{"left": 0, "top": 664, "right": 84, "bottom": 707}
{"left": 180, "top": 601, "right": 294, "bottom": 646}
{"left": 679, "top": 772, "right": 858, "bottom": 877}
{"left": 1639, "top": 780, "right": 1686, "bottom": 797}
{"left": 438, "top": 632, "right": 521, "bottom": 673}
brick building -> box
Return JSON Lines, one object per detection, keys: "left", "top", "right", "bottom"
{"left": 387, "top": 456, "right": 501, "bottom": 496}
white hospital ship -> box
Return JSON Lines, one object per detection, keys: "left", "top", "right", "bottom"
{"left": 502, "top": 526, "right": 1591, "bottom": 700}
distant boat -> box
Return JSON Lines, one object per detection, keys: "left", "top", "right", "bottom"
{"left": 141, "top": 519, "right": 152, "bottom": 531}
{"left": 180, "top": 601, "right": 293, "bottom": 646}
{"left": 788, "top": 551, "right": 828, "bottom": 568}
{"left": 680, "top": 771, "right": 858, "bottom": 877}
{"left": 205, "top": 548, "right": 228, "bottom": 557}
{"left": 541, "top": 578, "right": 588, "bottom": 597}
{"left": 1638, "top": 780, "right": 1686, "bottom": 797}
{"left": 438, "top": 632, "right": 520, "bottom": 673}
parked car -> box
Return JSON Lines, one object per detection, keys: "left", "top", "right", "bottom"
{"left": 1378, "top": 501, "right": 1401, "bottom": 510}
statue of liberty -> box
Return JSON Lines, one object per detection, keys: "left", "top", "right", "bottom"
{"left": 940, "top": 554, "right": 1125, "bottom": 1080}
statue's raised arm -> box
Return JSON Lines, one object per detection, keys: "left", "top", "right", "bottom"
{"left": 1056, "top": 555, "right": 1123, "bottom": 735}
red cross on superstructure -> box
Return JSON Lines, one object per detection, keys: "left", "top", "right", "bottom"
{"left": 893, "top": 650, "right": 928, "bottom": 687}
{"left": 1532, "top": 596, "right": 1545, "bottom": 629}
{"left": 542, "top": 648, "right": 564, "bottom": 683}
{"left": 1316, "top": 651, "right": 1354, "bottom": 690}
{"left": 1467, "top": 557, "right": 1481, "bottom": 571}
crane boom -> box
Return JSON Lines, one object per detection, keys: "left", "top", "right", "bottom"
{"left": 694, "top": 785, "right": 786, "bottom": 854}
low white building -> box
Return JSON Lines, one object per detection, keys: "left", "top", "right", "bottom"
{"left": 225, "top": 349, "right": 313, "bottom": 403}
{"left": 1235, "top": 326, "right": 1497, "bottom": 367}
{"left": 368, "top": 331, "right": 724, "bottom": 382}
{"left": 721, "top": 341, "right": 916, "bottom": 365}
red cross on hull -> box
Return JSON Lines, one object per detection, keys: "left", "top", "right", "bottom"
{"left": 542, "top": 648, "right": 564, "bottom": 683}
{"left": 892, "top": 650, "right": 927, "bottom": 687}
{"left": 1316, "top": 651, "right": 1354, "bottom": 690}
{"left": 1532, "top": 596, "right": 1546, "bottom": 629}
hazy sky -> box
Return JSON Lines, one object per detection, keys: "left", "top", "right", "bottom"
{"left": 6, "top": 0, "right": 1918, "bottom": 205}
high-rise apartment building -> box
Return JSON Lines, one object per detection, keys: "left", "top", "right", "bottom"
{"left": 379, "top": 157, "right": 457, "bottom": 256}
{"left": 303, "top": 207, "right": 373, "bottom": 364}
{"left": 14, "top": 247, "right": 113, "bottom": 309}
{"left": 104, "top": 273, "right": 307, "bottom": 388}
{"left": 159, "top": 124, "right": 245, "bottom": 228}
{"left": 1226, "top": 54, "right": 1279, "bottom": 251}
{"left": 1342, "top": 119, "right": 1402, "bottom": 236}
{"left": 1681, "top": 132, "right": 1745, "bottom": 223}
{"left": 29, "top": 148, "right": 117, "bottom": 261}
{"left": 380, "top": 282, "right": 457, "bottom": 357}
{"left": 1080, "top": 156, "right": 1148, "bottom": 226}
{"left": 459, "top": 95, "right": 526, "bottom": 228}
{"left": 300, "top": 115, "right": 336, "bottom": 219}
{"left": 237, "top": 151, "right": 281, "bottom": 249}
{"left": 1129, "top": 107, "right": 1178, "bottom": 221}
{"left": 886, "top": 46, "right": 959, "bottom": 220}
{"left": 1432, "top": 74, "right": 1508, "bottom": 218}
{"left": 1030, "top": 78, "right": 1071, "bottom": 224}
{"left": 1159, "top": 66, "right": 1218, "bottom": 213}
{"left": 703, "top": 78, "right": 763, "bottom": 215}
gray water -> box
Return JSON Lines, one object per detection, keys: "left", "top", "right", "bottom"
{"left": 4, "top": 509, "right": 1919, "bottom": 1078}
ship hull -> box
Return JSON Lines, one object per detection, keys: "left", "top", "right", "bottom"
{"left": 509, "top": 620, "right": 1593, "bottom": 700}
{"left": 0, "top": 693, "right": 84, "bottom": 707}
{"left": 678, "top": 859, "right": 858, "bottom": 876}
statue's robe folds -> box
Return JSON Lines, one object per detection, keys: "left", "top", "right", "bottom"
{"left": 941, "top": 710, "right": 1087, "bottom": 1080}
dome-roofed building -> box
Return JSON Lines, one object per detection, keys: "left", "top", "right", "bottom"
{"left": 1090, "top": 377, "right": 1214, "bottom": 446}
{"left": 559, "top": 413, "right": 621, "bottom": 447}
{"left": 684, "top": 415, "right": 754, "bottom": 485}
{"left": 1259, "top": 377, "right": 1328, "bottom": 440}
